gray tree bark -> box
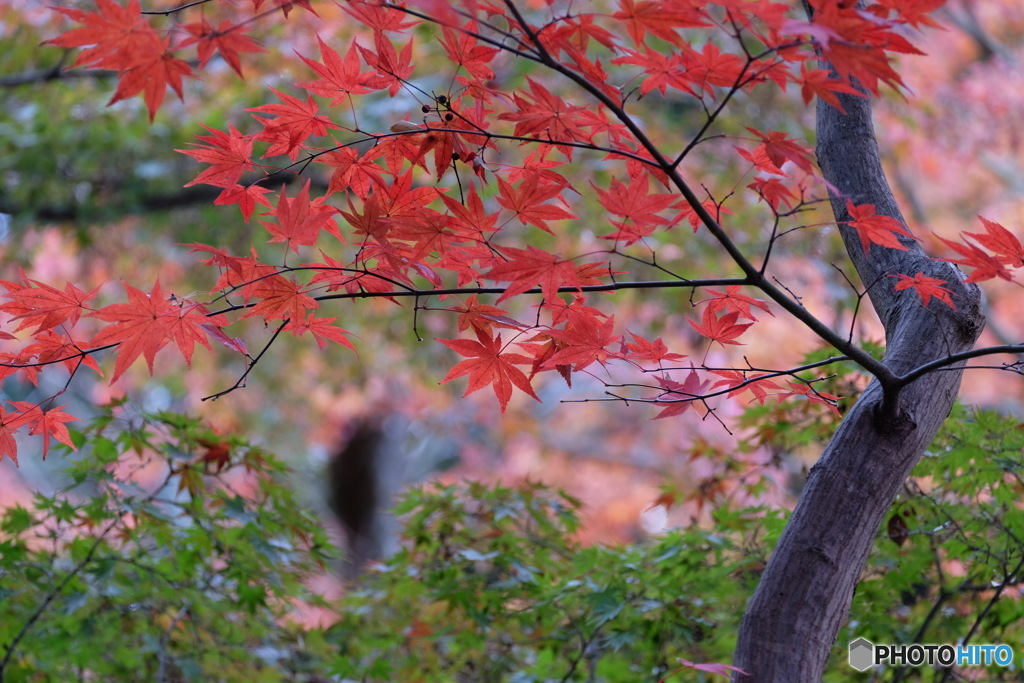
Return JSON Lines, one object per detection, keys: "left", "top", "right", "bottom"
{"left": 731, "top": 77, "right": 986, "bottom": 681}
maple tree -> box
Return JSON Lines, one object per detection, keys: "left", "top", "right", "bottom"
{"left": 6, "top": 0, "right": 1024, "bottom": 679}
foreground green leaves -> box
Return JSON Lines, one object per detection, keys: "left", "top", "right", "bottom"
{"left": 0, "top": 406, "right": 334, "bottom": 682}
{"left": 329, "top": 482, "right": 780, "bottom": 682}
{"left": 3, "top": 395, "right": 1024, "bottom": 681}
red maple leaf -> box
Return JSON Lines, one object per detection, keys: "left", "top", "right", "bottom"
{"left": 653, "top": 368, "right": 710, "bottom": 419}
{"left": 613, "top": 0, "right": 708, "bottom": 48}
{"left": 450, "top": 295, "right": 528, "bottom": 336}
{"left": 357, "top": 34, "right": 414, "bottom": 97}
{"left": 285, "top": 313, "right": 355, "bottom": 351}
{"left": 675, "top": 197, "right": 733, "bottom": 233}
{"left": 748, "top": 176, "right": 797, "bottom": 211}
{"left": 623, "top": 332, "right": 687, "bottom": 365}
{"left": 484, "top": 245, "right": 580, "bottom": 303}
{"left": 740, "top": 128, "right": 815, "bottom": 176}
{"left": 545, "top": 295, "right": 607, "bottom": 328}
{"left": 243, "top": 275, "right": 318, "bottom": 323}
{"left": 844, "top": 201, "right": 915, "bottom": 255}
{"left": 439, "top": 329, "right": 540, "bottom": 413}
{"left": 260, "top": 181, "right": 340, "bottom": 252}
{"left": 688, "top": 307, "right": 753, "bottom": 347}
{"left": 21, "top": 331, "right": 103, "bottom": 377}
{"left": 703, "top": 285, "right": 774, "bottom": 321}
{"left": 439, "top": 24, "right": 499, "bottom": 82}
{"left": 892, "top": 272, "right": 956, "bottom": 309}
{"left": 0, "top": 279, "right": 99, "bottom": 333}
{"left": 90, "top": 282, "right": 216, "bottom": 382}
{"left": 791, "top": 0, "right": 922, "bottom": 96}
{"left": 181, "top": 19, "right": 266, "bottom": 78}
{"left": 377, "top": 170, "right": 443, "bottom": 219}
{"left": 778, "top": 380, "right": 842, "bottom": 417}
{"left": 498, "top": 78, "right": 589, "bottom": 146}
{"left": 797, "top": 64, "right": 862, "bottom": 113}
{"left": 685, "top": 42, "right": 745, "bottom": 92}
{"left": 90, "top": 282, "right": 173, "bottom": 382}
{"left": 213, "top": 183, "right": 274, "bottom": 221}
{"left": 441, "top": 187, "right": 499, "bottom": 237}
{"left": 249, "top": 87, "right": 341, "bottom": 160}
{"left": 318, "top": 144, "right": 389, "bottom": 199}
{"left": 542, "top": 315, "right": 620, "bottom": 371}
{"left": 710, "top": 370, "right": 781, "bottom": 405}
{"left": 613, "top": 47, "right": 695, "bottom": 97}
{"left": 43, "top": 0, "right": 155, "bottom": 71}
{"left": 874, "top": 0, "right": 946, "bottom": 29}
{"left": 935, "top": 235, "right": 1010, "bottom": 283}
{"left": 0, "top": 404, "right": 32, "bottom": 466}
{"left": 7, "top": 401, "right": 79, "bottom": 460}
{"left": 297, "top": 35, "right": 383, "bottom": 105}
{"left": 592, "top": 174, "right": 676, "bottom": 227}
{"left": 177, "top": 124, "right": 256, "bottom": 188}
{"left": 505, "top": 151, "right": 573, "bottom": 189}
{"left": 106, "top": 37, "right": 193, "bottom": 122}
{"left": 496, "top": 176, "right": 577, "bottom": 234}
{"left": 964, "top": 216, "right": 1024, "bottom": 268}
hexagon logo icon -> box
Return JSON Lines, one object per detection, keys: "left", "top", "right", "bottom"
{"left": 849, "top": 637, "right": 875, "bottom": 672}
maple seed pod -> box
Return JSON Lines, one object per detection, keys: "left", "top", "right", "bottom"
{"left": 389, "top": 121, "right": 423, "bottom": 133}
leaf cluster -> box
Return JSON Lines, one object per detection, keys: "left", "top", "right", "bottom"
{"left": 0, "top": 405, "right": 332, "bottom": 682}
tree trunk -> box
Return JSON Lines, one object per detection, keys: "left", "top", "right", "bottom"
{"left": 731, "top": 87, "right": 986, "bottom": 679}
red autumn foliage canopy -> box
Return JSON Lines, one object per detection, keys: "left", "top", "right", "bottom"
{"left": 2, "top": 0, "right": 1021, "bottom": 465}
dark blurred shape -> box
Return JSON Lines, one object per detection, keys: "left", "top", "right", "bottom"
{"left": 327, "top": 414, "right": 462, "bottom": 578}
{"left": 327, "top": 418, "right": 391, "bottom": 578}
